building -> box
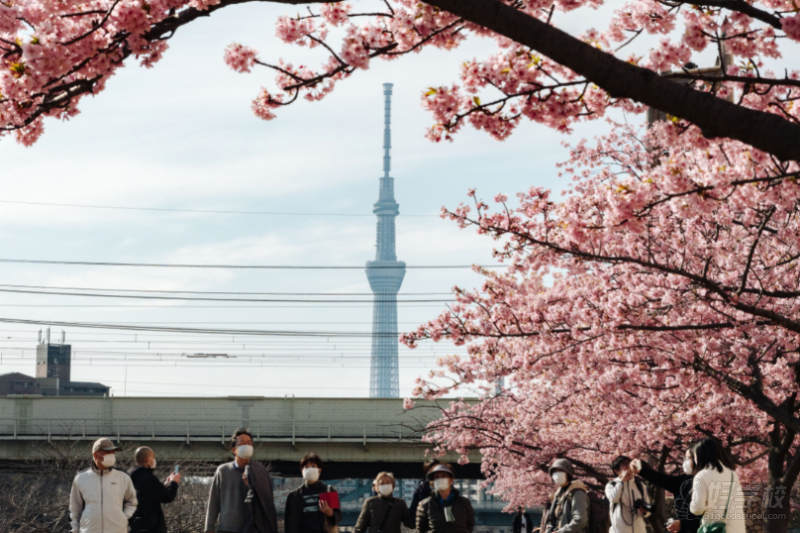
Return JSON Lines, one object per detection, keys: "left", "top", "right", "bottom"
{"left": 0, "top": 372, "right": 41, "bottom": 396}
{"left": 365, "top": 83, "right": 406, "bottom": 398}
{"left": 0, "top": 329, "right": 109, "bottom": 397}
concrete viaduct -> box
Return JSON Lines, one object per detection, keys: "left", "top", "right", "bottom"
{"left": 0, "top": 396, "right": 540, "bottom": 528}
{"left": 0, "top": 395, "right": 483, "bottom": 477}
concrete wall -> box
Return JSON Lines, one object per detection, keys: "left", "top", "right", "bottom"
{"left": 0, "top": 396, "right": 482, "bottom": 475}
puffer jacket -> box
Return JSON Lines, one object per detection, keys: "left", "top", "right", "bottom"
{"left": 69, "top": 464, "right": 138, "bottom": 533}
{"left": 355, "top": 495, "right": 415, "bottom": 533}
{"left": 416, "top": 489, "right": 475, "bottom": 533}
{"left": 544, "top": 480, "right": 589, "bottom": 533}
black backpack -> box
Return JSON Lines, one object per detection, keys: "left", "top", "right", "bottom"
{"left": 584, "top": 490, "right": 611, "bottom": 533}
{"left": 562, "top": 487, "right": 610, "bottom": 533}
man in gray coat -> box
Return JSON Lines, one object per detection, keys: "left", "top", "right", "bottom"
{"left": 544, "top": 459, "right": 589, "bottom": 533}
{"left": 205, "top": 428, "right": 277, "bottom": 533}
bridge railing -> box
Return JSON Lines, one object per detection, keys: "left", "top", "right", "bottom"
{"left": 0, "top": 418, "right": 426, "bottom": 443}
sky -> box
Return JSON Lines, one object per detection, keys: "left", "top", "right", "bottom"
{"left": 0, "top": 0, "right": 773, "bottom": 398}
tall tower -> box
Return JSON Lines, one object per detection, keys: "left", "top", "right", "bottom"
{"left": 366, "top": 83, "right": 406, "bottom": 398}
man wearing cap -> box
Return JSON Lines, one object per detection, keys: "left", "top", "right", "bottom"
{"left": 416, "top": 463, "right": 475, "bottom": 533}
{"left": 544, "top": 459, "right": 589, "bottom": 533}
{"left": 70, "top": 438, "right": 138, "bottom": 533}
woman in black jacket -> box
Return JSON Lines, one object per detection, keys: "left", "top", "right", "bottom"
{"left": 630, "top": 457, "right": 700, "bottom": 533}
{"left": 354, "top": 472, "right": 415, "bottom": 533}
{"left": 284, "top": 453, "right": 342, "bottom": 533}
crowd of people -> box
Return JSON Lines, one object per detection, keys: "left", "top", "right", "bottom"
{"left": 538, "top": 438, "right": 746, "bottom": 533}
{"left": 67, "top": 432, "right": 748, "bottom": 533}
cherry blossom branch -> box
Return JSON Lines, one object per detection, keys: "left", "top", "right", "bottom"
{"left": 424, "top": 0, "right": 800, "bottom": 162}
{"left": 693, "top": 356, "right": 800, "bottom": 434}
{"left": 661, "top": 72, "right": 800, "bottom": 90}
{"left": 657, "top": 0, "right": 783, "bottom": 30}
{"left": 60, "top": 0, "right": 122, "bottom": 46}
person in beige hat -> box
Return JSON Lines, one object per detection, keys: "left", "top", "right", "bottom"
{"left": 543, "top": 459, "right": 589, "bottom": 533}
{"left": 69, "top": 437, "right": 137, "bottom": 533}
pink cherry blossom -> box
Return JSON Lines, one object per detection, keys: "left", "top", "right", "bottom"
{"left": 401, "top": 120, "right": 800, "bottom": 514}
{"left": 224, "top": 43, "right": 258, "bottom": 73}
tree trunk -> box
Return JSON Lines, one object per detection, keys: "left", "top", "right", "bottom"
{"left": 646, "top": 449, "right": 669, "bottom": 533}
{"left": 763, "top": 485, "right": 790, "bottom": 533}
{"left": 765, "top": 431, "right": 793, "bottom": 533}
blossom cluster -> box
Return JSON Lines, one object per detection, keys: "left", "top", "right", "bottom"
{"left": 2, "top": 0, "right": 800, "bottom": 145}
{"left": 399, "top": 120, "right": 800, "bottom": 505}
{"left": 221, "top": 0, "right": 799, "bottom": 145}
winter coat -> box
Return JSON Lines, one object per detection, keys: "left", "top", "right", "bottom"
{"left": 128, "top": 466, "right": 178, "bottom": 533}
{"left": 690, "top": 466, "right": 745, "bottom": 533}
{"left": 284, "top": 482, "right": 343, "bottom": 533}
{"left": 69, "top": 465, "right": 138, "bottom": 533}
{"left": 354, "top": 495, "right": 415, "bottom": 533}
{"left": 605, "top": 476, "right": 650, "bottom": 533}
{"left": 410, "top": 480, "right": 433, "bottom": 519}
{"left": 243, "top": 461, "right": 279, "bottom": 533}
{"left": 513, "top": 511, "right": 534, "bottom": 533}
{"left": 637, "top": 460, "right": 700, "bottom": 533}
{"left": 416, "top": 488, "right": 475, "bottom": 533}
{"left": 544, "top": 480, "right": 589, "bottom": 533}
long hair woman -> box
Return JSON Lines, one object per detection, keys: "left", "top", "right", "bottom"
{"left": 688, "top": 438, "right": 745, "bottom": 533}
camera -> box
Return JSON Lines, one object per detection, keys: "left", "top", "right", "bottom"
{"left": 633, "top": 499, "right": 654, "bottom": 513}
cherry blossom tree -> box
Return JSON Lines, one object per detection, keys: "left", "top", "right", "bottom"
{"left": 6, "top": 0, "right": 800, "bottom": 530}
{"left": 401, "top": 120, "right": 800, "bottom": 533}
{"left": 0, "top": 0, "right": 799, "bottom": 159}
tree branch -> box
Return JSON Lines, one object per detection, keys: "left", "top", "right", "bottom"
{"left": 424, "top": 0, "right": 800, "bottom": 162}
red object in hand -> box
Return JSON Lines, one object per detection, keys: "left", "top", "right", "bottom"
{"left": 319, "top": 492, "right": 340, "bottom": 509}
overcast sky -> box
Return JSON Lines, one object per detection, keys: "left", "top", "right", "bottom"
{"left": 0, "top": 1, "right": 779, "bottom": 398}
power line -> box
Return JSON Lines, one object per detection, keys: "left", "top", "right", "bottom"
{"left": 0, "top": 317, "right": 427, "bottom": 337}
{"left": 0, "top": 199, "right": 439, "bottom": 218}
{"left": 0, "top": 283, "right": 452, "bottom": 296}
{"left": 0, "top": 327, "right": 445, "bottom": 338}
{"left": 143, "top": 321, "right": 434, "bottom": 324}
{"left": 0, "top": 287, "right": 453, "bottom": 303}
{"left": 0, "top": 258, "right": 503, "bottom": 270}
{"left": 0, "top": 304, "right": 443, "bottom": 308}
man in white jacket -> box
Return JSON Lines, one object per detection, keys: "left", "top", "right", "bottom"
{"left": 605, "top": 456, "right": 651, "bottom": 533}
{"left": 70, "top": 437, "right": 138, "bottom": 533}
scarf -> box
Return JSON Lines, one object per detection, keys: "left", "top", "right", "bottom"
{"left": 439, "top": 492, "right": 456, "bottom": 522}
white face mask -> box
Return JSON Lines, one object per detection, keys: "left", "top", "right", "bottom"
{"left": 433, "top": 478, "right": 451, "bottom": 491}
{"left": 552, "top": 472, "right": 568, "bottom": 486}
{"left": 303, "top": 467, "right": 320, "bottom": 483}
{"left": 379, "top": 484, "right": 393, "bottom": 496}
{"left": 150, "top": 458, "right": 157, "bottom": 469}
{"left": 100, "top": 453, "right": 116, "bottom": 468}
{"left": 236, "top": 445, "right": 253, "bottom": 460}
{"left": 683, "top": 459, "right": 693, "bottom": 475}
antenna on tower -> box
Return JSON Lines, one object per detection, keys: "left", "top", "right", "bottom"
{"left": 383, "top": 83, "right": 392, "bottom": 180}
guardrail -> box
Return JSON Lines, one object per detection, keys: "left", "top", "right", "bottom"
{"left": 0, "top": 418, "right": 426, "bottom": 444}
